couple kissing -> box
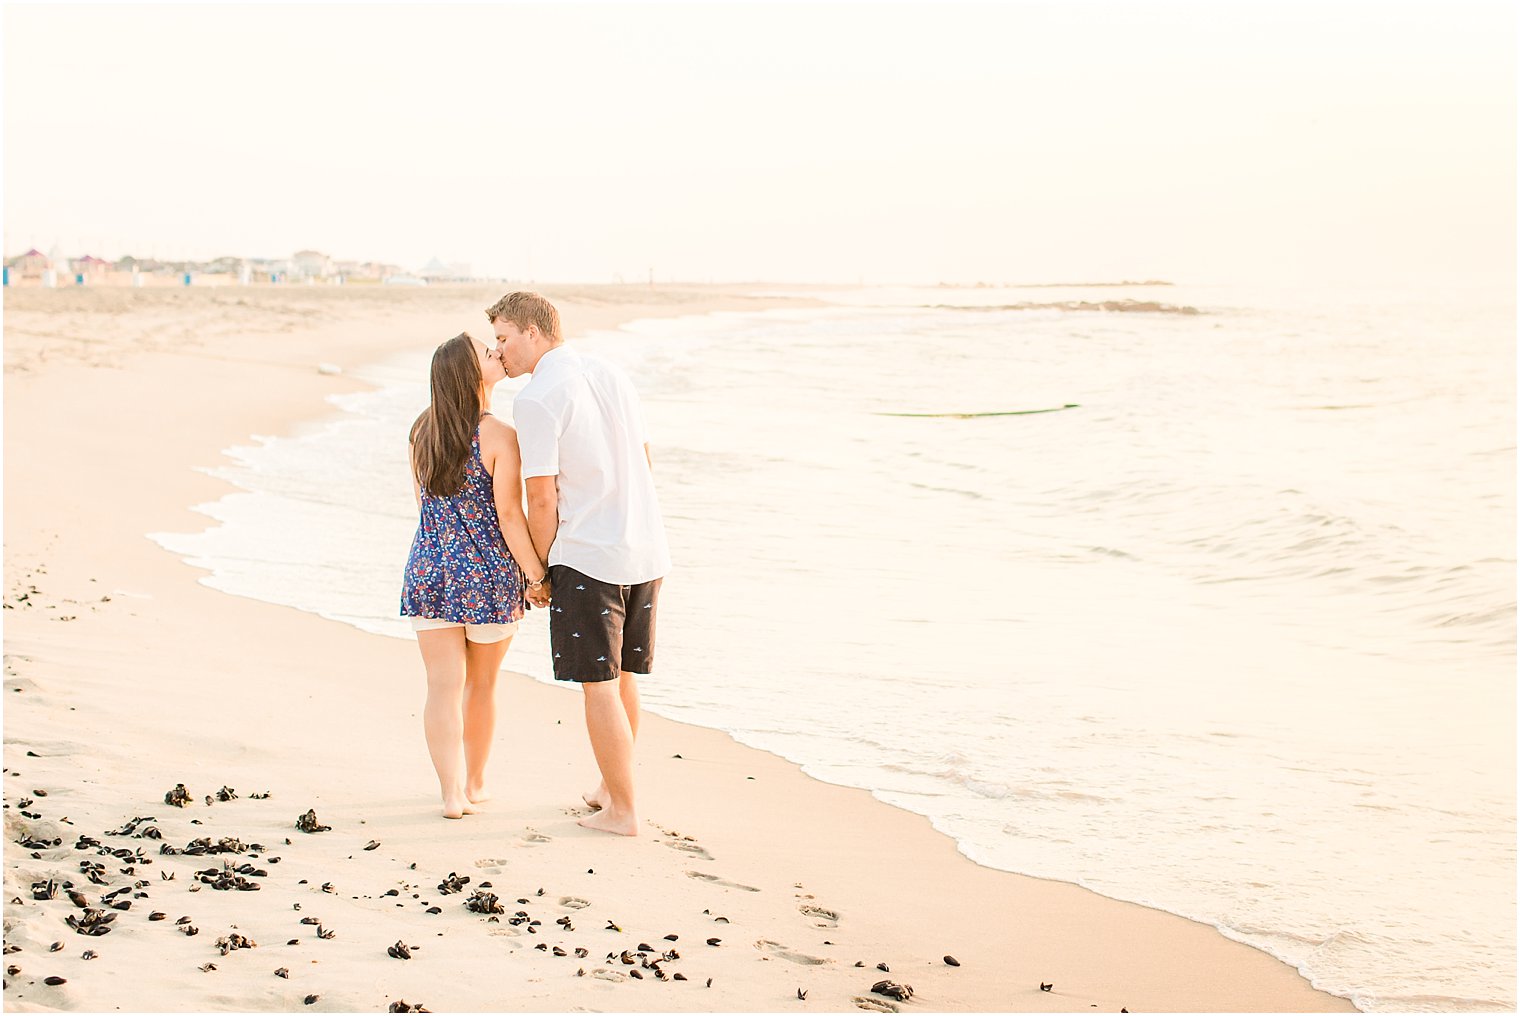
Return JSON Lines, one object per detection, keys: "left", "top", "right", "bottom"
{"left": 400, "top": 292, "right": 670, "bottom": 835}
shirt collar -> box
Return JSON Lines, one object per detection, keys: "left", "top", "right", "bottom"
{"left": 532, "top": 343, "right": 575, "bottom": 377}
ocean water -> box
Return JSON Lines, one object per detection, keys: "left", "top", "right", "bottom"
{"left": 153, "top": 282, "right": 1516, "bottom": 1011}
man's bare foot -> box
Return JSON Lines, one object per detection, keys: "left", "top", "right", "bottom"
{"left": 577, "top": 807, "right": 638, "bottom": 836}
{"left": 442, "top": 795, "right": 479, "bottom": 820}
{"left": 581, "top": 783, "right": 610, "bottom": 811}
{"left": 466, "top": 784, "right": 493, "bottom": 804}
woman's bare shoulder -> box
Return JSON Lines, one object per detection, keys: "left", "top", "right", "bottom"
{"left": 479, "top": 413, "right": 518, "bottom": 439}
{"left": 480, "top": 413, "right": 522, "bottom": 438}
{"left": 478, "top": 414, "right": 521, "bottom": 455}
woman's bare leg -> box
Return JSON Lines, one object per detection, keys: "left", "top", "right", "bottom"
{"left": 418, "top": 628, "right": 475, "bottom": 819}
{"left": 463, "top": 635, "right": 512, "bottom": 803}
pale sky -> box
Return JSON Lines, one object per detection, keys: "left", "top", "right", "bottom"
{"left": 4, "top": 1, "right": 1515, "bottom": 285}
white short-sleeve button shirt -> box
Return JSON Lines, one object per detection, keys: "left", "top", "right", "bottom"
{"left": 512, "top": 345, "right": 671, "bottom": 585}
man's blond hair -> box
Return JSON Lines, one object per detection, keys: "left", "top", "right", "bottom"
{"left": 485, "top": 291, "right": 562, "bottom": 341}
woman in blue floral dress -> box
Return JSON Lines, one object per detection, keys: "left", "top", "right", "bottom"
{"left": 401, "top": 333, "right": 549, "bottom": 819}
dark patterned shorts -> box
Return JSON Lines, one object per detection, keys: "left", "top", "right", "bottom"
{"left": 547, "top": 565, "right": 661, "bottom": 683}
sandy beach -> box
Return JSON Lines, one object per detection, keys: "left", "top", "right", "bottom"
{"left": 1, "top": 284, "right": 1356, "bottom": 1013}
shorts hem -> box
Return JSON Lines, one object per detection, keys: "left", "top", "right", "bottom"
{"left": 551, "top": 666, "right": 652, "bottom": 683}
{"left": 553, "top": 672, "right": 620, "bottom": 684}
{"left": 406, "top": 616, "right": 520, "bottom": 644}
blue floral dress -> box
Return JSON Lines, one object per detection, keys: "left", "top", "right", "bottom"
{"left": 400, "top": 422, "right": 527, "bottom": 624}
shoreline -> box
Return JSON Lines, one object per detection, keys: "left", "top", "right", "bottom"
{"left": 3, "top": 285, "right": 1355, "bottom": 1012}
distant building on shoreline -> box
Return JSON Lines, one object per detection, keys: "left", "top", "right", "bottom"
{"left": 9, "top": 248, "right": 50, "bottom": 279}
{"left": 291, "top": 249, "right": 332, "bottom": 280}
{"left": 418, "top": 256, "right": 473, "bottom": 282}
{"left": 4, "top": 246, "right": 473, "bottom": 287}
{"left": 70, "top": 254, "right": 111, "bottom": 282}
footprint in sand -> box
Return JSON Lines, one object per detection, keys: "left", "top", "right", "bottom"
{"left": 591, "top": 968, "right": 626, "bottom": 983}
{"left": 685, "top": 871, "right": 760, "bottom": 892}
{"left": 755, "top": 939, "right": 830, "bottom": 965}
{"left": 518, "top": 830, "right": 552, "bottom": 845}
{"left": 799, "top": 904, "right": 840, "bottom": 928}
{"left": 664, "top": 840, "right": 714, "bottom": 860}
{"left": 475, "top": 857, "right": 508, "bottom": 874}
{"left": 559, "top": 896, "right": 590, "bottom": 910}
{"left": 854, "top": 997, "right": 899, "bottom": 1013}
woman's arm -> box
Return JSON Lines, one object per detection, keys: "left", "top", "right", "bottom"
{"left": 407, "top": 413, "right": 428, "bottom": 513}
{"left": 409, "top": 441, "right": 421, "bottom": 511}
{"left": 481, "top": 419, "right": 548, "bottom": 584}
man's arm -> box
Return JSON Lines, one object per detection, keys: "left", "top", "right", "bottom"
{"left": 513, "top": 397, "right": 561, "bottom": 569}
{"left": 525, "top": 475, "right": 559, "bottom": 566}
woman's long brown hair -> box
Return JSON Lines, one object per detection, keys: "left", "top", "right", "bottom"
{"left": 410, "top": 333, "right": 482, "bottom": 497}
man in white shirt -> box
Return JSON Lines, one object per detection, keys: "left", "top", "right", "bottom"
{"left": 489, "top": 291, "right": 671, "bottom": 837}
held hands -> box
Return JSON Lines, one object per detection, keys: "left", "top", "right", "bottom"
{"left": 528, "top": 579, "right": 552, "bottom": 608}
{"left": 527, "top": 569, "right": 552, "bottom": 608}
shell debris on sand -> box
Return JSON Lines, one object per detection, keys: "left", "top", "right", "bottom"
{"left": 872, "top": 980, "right": 914, "bottom": 1001}
{"left": 295, "top": 809, "right": 331, "bottom": 833}
{"left": 464, "top": 890, "right": 503, "bottom": 915}
{"left": 436, "top": 872, "right": 471, "bottom": 895}
{"left": 66, "top": 909, "right": 116, "bottom": 936}
{"left": 214, "top": 932, "right": 256, "bottom": 956}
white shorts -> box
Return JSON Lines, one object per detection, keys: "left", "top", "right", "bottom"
{"left": 409, "top": 617, "right": 520, "bottom": 644}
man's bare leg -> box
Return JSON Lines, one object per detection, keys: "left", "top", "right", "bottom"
{"left": 577, "top": 678, "right": 638, "bottom": 835}
{"left": 583, "top": 671, "right": 640, "bottom": 810}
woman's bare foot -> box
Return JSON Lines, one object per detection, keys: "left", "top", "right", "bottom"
{"left": 442, "top": 794, "right": 478, "bottom": 819}
{"left": 577, "top": 807, "right": 638, "bottom": 836}
{"left": 466, "top": 783, "right": 493, "bottom": 804}
{"left": 581, "top": 782, "right": 610, "bottom": 811}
